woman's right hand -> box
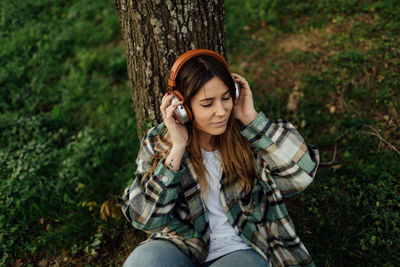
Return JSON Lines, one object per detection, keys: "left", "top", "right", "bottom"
{"left": 160, "top": 93, "right": 189, "bottom": 150}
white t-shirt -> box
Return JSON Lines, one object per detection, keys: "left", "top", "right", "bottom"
{"left": 201, "top": 149, "right": 251, "bottom": 262}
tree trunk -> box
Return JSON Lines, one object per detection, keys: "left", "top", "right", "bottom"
{"left": 115, "top": 0, "right": 226, "bottom": 139}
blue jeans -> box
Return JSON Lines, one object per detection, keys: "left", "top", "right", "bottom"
{"left": 123, "top": 239, "right": 269, "bottom": 267}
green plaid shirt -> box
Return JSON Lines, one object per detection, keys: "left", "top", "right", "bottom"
{"left": 122, "top": 112, "right": 319, "bottom": 266}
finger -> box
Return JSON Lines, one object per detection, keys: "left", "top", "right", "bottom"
{"left": 165, "top": 100, "right": 183, "bottom": 120}
{"left": 233, "top": 78, "right": 247, "bottom": 90}
{"left": 231, "top": 72, "right": 240, "bottom": 77}
{"left": 161, "top": 92, "right": 170, "bottom": 103}
{"left": 165, "top": 99, "right": 182, "bottom": 114}
{"left": 160, "top": 94, "right": 175, "bottom": 116}
{"left": 161, "top": 93, "right": 169, "bottom": 104}
{"left": 161, "top": 94, "right": 174, "bottom": 106}
{"left": 231, "top": 73, "right": 245, "bottom": 80}
{"left": 232, "top": 74, "right": 246, "bottom": 84}
{"left": 232, "top": 74, "right": 250, "bottom": 90}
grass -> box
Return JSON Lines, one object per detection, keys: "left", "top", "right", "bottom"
{"left": 227, "top": 0, "right": 400, "bottom": 265}
{"left": 1, "top": 0, "right": 399, "bottom": 266}
{"left": 0, "top": 0, "right": 140, "bottom": 265}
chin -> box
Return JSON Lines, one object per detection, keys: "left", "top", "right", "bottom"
{"left": 195, "top": 120, "right": 229, "bottom": 137}
{"left": 205, "top": 126, "right": 228, "bottom": 136}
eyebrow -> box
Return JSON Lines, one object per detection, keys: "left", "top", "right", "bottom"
{"left": 199, "top": 89, "right": 230, "bottom": 102}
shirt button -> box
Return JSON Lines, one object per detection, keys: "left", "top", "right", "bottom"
{"left": 161, "top": 176, "right": 169, "bottom": 183}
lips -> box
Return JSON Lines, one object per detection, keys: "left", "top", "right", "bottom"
{"left": 211, "top": 119, "right": 227, "bottom": 127}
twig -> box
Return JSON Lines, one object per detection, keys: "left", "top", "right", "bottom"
{"left": 333, "top": 128, "right": 352, "bottom": 143}
{"left": 320, "top": 144, "right": 337, "bottom": 165}
{"left": 363, "top": 125, "right": 400, "bottom": 156}
{"left": 320, "top": 128, "right": 354, "bottom": 166}
{"left": 123, "top": 233, "right": 132, "bottom": 252}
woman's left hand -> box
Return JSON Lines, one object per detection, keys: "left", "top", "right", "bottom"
{"left": 231, "top": 73, "right": 258, "bottom": 126}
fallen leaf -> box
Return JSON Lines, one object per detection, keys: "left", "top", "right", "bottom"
{"left": 331, "top": 164, "right": 341, "bottom": 170}
{"left": 12, "top": 259, "right": 23, "bottom": 267}
{"left": 100, "top": 201, "right": 111, "bottom": 221}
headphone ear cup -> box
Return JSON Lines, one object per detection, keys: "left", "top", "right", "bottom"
{"left": 235, "top": 82, "right": 240, "bottom": 99}
{"left": 171, "top": 90, "right": 193, "bottom": 124}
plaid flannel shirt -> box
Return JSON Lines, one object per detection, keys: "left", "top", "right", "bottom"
{"left": 122, "top": 112, "right": 319, "bottom": 266}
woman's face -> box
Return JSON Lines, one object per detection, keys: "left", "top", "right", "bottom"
{"left": 190, "top": 76, "right": 233, "bottom": 139}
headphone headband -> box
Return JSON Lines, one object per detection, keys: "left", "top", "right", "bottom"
{"left": 168, "top": 49, "right": 229, "bottom": 92}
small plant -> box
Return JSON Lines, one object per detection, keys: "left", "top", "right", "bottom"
{"left": 0, "top": 0, "right": 139, "bottom": 265}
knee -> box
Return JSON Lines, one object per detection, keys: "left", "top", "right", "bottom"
{"left": 123, "top": 240, "right": 194, "bottom": 267}
{"left": 123, "top": 241, "right": 163, "bottom": 267}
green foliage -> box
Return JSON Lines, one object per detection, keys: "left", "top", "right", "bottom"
{"left": 228, "top": 0, "right": 400, "bottom": 265}
{"left": 2, "top": 0, "right": 400, "bottom": 265}
{"left": 292, "top": 132, "right": 400, "bottom": 265}
{"left": 225, "top": 0, "right": 278, "bottom": 52}
{"left": 0, "top": 111, "right": 137, "bottom": 265}
{"left": 0, "top": 0, "right": 138, "bottom": 265}
{"left": 0, "top": 0, "right": 124, "bottom": 114}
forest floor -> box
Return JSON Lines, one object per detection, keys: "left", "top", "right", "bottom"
{"left": 3, "top": 0, "right": 399, "bottom": 266}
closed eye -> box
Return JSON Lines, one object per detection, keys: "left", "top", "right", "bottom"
{"left": 222, "top": 91, "right": 231, "bottom": 101}
{"left": 199, "top": 90, "right": 230, "bottom": 107}
{"left": 200, "top": 102, "right": 212, "bottom": 107}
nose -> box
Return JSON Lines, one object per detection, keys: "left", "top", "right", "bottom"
{"left": 214, "top": 100, "right": 228, "bottom": 117}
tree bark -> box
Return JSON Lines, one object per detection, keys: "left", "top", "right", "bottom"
{"left": 115, "top": 0, "right": 226, "bottom": 139}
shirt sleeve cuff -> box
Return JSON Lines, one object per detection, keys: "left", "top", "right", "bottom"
{"left": 240, "top": 112, "right": 274, "bottom": 150}
{"left": 153, "top": 158, "right": 186, "bottom": 187}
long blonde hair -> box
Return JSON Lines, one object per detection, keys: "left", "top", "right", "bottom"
{"left": 144, "top": 55, "right": 256, "bottom": 194}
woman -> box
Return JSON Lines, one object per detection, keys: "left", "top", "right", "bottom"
{"left": 122, "top": 49, "right": 319, "bottom": 267}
